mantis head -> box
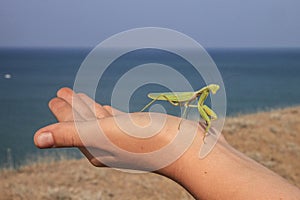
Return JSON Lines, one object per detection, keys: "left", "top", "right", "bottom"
{"left": 207, "top": 84, "right": 220, "bottom": 94}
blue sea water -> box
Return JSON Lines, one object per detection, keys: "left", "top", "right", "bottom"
{"left": 0, "top": 47, "right": 300, "bottom": 167}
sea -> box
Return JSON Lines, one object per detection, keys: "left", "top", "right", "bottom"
{"left": 0, "top": 47, "right": 300, "bottom": 167}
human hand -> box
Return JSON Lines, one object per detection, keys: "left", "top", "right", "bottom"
{"left": 34, "top": 88, "right": 204, "bottom": 173}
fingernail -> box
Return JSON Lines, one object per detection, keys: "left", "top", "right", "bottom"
{"left": 37, "top": 132, "right": 54, "bottom": 148}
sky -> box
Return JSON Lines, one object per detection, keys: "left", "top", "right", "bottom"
{"left": 0, "top": 0, "right": 300, "bottom": 48}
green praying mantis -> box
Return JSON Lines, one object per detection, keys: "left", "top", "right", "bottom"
{"left": 140, "top": 84, "right": 220, "bottom": 141}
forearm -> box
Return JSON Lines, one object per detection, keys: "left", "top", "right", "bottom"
{"left": 160, "top": 133, "right": 300, "bottom": 200}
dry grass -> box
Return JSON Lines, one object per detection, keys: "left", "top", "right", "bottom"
{"left": 223, "top": 106, "right": 300, "bottom": 186}
{"left": 1, "top": 106, "right": 300, "bottom": 199}
{"left": 0, "top": 159, "right": 193, "bottom": 200}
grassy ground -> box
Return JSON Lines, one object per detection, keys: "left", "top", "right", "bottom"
{"left": 1, "top": 106, "right": 300, "bottom": 199}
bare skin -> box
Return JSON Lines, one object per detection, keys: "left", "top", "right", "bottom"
{"left": 34, "top": 88, "right": 300, "bottom": 200}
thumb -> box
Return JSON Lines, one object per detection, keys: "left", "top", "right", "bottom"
{"left": 34, "top": 121, "right": 84, "bottom": 148}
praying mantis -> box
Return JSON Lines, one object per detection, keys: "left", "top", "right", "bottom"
{"left": 140, "top": 84, "right": 220, "bottom": 141}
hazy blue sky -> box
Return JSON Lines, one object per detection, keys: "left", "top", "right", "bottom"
{"left": 1, "top": 0, "right": 299, "bottom": 48}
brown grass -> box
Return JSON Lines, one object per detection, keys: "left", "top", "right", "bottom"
{"left": 223, "top": 106, "right": 300, "bottom": 186}
{"left": 1, "top": 106, "right": 300, "bottom": 199}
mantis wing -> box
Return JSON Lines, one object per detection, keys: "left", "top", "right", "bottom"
{"left": 148, "top": 92, "right": 195, "bottom": 103}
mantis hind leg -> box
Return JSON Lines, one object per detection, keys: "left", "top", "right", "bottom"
{"left": 141, "top": 95, "right": 179, "bottom": 112}
{"left": 140, "top": 98, "right": 158, "bottom": 112}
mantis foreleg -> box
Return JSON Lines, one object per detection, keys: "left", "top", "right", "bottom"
{"left": 199, "top": 90, "right": 209, "bottom": 106}
{"left": 202, "top": 105, "right": 217, "bottom": 120}
{"left": 198, "top": 105, "right": 211, "bottom": 141}
{"left": 198, "top": 91, "right": 211, "bottom": 141}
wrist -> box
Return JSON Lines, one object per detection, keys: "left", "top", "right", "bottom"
{"left": 157, "top": 131, "right": 233, "bottom": 199}
{"left": 156, "top": 126, "right": 209, "bottom": 181}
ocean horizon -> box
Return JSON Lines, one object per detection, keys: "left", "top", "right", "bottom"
{"left": 1, "top": 47, "right": 300, "bottom": 167}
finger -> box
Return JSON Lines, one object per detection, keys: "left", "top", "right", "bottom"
{"left": 57, "top": 87, "right": 96, "bottom": 120}
{"left": 34, "top": 119, "right": 113, "bottom": 149}
{"left": 55, "top": 88, "right": 109, "bottom": 164}
{"left": 77, "top": 93, "right": 111, "bottom": 118}
{"left": 49, "top": 97, "right": 84, "bottom": 122}
{"left": 49, "top": 96, "right": 97, "bottom": 162}
{"left": 34, "top": 122, "right": 83, "bottom": 148}
{"left": 103, "top": 105, "right": 125, "bottom": 116}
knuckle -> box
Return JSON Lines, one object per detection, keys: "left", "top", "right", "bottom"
{"left": 103, "top": 105, "right": 111, "bottom": 110}
{"left": 49, "top": 98, "right": 67, "bottom": 111}
{"left": 77, "top": 93, "right": 87, "bottom": 98}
